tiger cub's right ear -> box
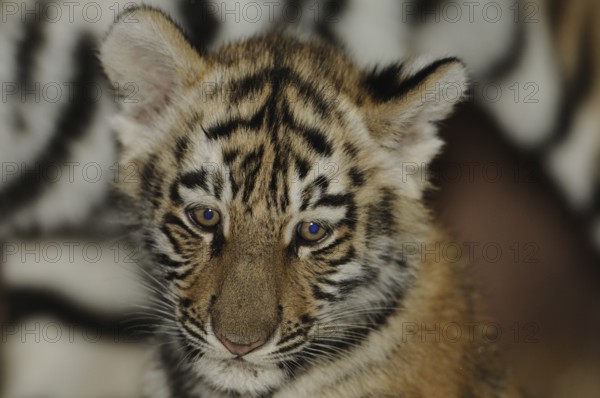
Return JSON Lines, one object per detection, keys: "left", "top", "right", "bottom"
{"left": 100, "top": 7, "right": 205, "bottom": 124}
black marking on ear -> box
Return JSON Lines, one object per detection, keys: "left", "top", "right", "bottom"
{"left": 363, "top": 64, "right": 405, "bottom": 102}
{"left": 180, "top": 169, "right": 209, "bottom": 191}
{"left": 364, "top": 58, "right": 460, "bottom": 102}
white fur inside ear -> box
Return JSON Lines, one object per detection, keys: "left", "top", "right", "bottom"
{"left": 374, "top": 59, "right": 467, "bottom": 163}
{"left": 369, "top": 59, "right": 467, "bottom": 197}
{"left": 407, "top": 58, "right": 469, "bottom": 123}
{"left": 100, "top": 8, "right": 201, "bottom": 124}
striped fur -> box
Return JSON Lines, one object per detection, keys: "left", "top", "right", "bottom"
{"left": 1, "top": 0, "right": 598, "bottom": 397}
{"left": 99, "top": 8, "right": 518, "bottom": 397}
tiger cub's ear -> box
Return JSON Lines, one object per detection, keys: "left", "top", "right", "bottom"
{"left": 100, "top": 6, "right": 204, "bottom": 124}
{"left": 364, "top": 58, "right": 468, "bottom": 167}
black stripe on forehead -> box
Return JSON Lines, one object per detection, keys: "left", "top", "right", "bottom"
{"left": 239, "top": 145, "right": 265, "bottom": 203}
{"left": 226, "top": 67, "right": 335, "bottom": 117}
{"left": 281, "top": 102, "right": 334, "bottom": 157}
{"left": 180, "top": 168, "right": 209, "bottom": 191}
{"left": 203, "top": 107, "right": 265, "bottom": 141}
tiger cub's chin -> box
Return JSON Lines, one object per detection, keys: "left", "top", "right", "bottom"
{"left": 101, "top": 6, "right": 520, "bottom": 398}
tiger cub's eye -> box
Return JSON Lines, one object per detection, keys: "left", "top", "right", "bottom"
{"left": 297, "top": 222, "right": 328, "bottom": 244}
{"left": 188, "top": 207, "right": 221, "bottom": 229}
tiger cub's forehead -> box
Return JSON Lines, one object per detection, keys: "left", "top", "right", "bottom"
{"left": 169, "top": 63, "right": 371, "bottom": 223}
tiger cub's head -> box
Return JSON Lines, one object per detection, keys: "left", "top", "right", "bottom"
{"left": 101, "top": 7, "right": 467, "bottom": 396}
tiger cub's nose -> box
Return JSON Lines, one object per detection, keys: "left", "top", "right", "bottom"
{"left": 216, "top": 331, "right": 266, "bottom": 356}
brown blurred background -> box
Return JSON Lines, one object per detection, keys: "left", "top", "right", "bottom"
{"left": 431, "top": 102, "right": 600, "bottom": 397}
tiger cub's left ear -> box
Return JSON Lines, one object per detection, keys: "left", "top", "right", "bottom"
{"left": 100, "top": 6, "right": 204, "bottom": 124}
{"left": 364, "top": 58, "right": 468, "bottom": 167}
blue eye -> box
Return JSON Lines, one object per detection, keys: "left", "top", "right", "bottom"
{"left": 203, "top": 209, "right": 215, "bottom": 220}
{"left": 188, "top": 207, "right": 221, "bottom": 229}
{"left": 297, "top": 222, "right": 329, "bottom": 243}
{"left": 308, "top": 223, "right": 320, "bottom": 234}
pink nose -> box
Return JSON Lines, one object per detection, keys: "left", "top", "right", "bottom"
{"left": 216, "top": 332, "right": 265, "bottom": 356}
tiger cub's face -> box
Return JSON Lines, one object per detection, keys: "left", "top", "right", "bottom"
{"left": 101, "top": 7, "right": 466, "bottom": 396}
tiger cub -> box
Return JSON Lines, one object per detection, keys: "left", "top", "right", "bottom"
{"left": 100, "top": 7, "right": 520, "bottom": 398}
